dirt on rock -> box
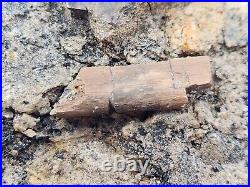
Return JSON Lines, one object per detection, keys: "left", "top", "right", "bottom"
{"left": 2, "top": 2, "right": 248, "bottom": 184}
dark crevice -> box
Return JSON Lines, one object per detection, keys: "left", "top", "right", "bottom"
{"left": 42, "top": 85, "right": 66, "bottom": 107}
{"left": 137, "top": 111, "right": 155, "bottom": 122}
{"left": 178, "top": 51, "right": 204, "bottom": 58}
{"left": 108, "top": 99, "right": 116, "bottom": 115}
{"left": 69, "top": 9, "right": 89, "bottom": 20}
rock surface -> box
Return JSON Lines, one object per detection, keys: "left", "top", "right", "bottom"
{"left": 13, "top": 114, "right": 39, "bottom": 132}
{"left": 2, "top": 2, "right": 248, "bottom": 184}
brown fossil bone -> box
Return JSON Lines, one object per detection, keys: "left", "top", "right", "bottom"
{"left": 50, "top": 56, "right": 211, "bottom": 118}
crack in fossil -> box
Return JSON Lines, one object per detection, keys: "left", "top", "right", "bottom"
{"left": 168, "top": 59, "right": 176, "bottom": 89}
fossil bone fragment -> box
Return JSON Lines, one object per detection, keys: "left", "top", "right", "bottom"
{"left": 51, "top": 56, "right": 211, "bottom": 118}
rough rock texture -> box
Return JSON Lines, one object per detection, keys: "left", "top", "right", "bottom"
{"left": 13, "top": 114, "right": 39, "bottom": 137}
{"left": 2, "top": 2, "right": 248, "bottom": 184}
{"left": 2, "top": 3, "right": 81, "bottom": 115}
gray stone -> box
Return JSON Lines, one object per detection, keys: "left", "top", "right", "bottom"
{"left": 13, "top": 114, "right": 39, "bottom": 133}
{"left": 224, "top": 4, "right": 248, "bottom": 48}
